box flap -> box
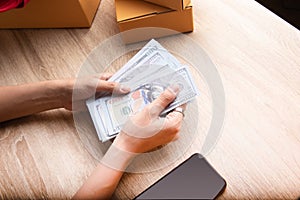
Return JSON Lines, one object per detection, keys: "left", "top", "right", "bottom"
{"left": 144, "top": 0, "right": 191, "bottom": 10}
{"left": 115, "top": 0, "right": 171, "bottom": 22}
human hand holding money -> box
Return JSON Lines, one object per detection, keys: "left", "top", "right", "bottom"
{"left": 86, "top": 39, "right": 199, "bottom": 142}
{"left": 113, "top": 85, "right": 185, "bottom": 153}
{"left": 62, "top": 73, "right": 130, "bottom": 111}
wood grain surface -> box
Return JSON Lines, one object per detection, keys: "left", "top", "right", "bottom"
{"left": 0, "top": 0, "right": 299, "bottom": 199}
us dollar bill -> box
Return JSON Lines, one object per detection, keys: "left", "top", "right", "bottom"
{"left": 86, "top": 39, "right": 199, "bottom": 142}
{"left": 98, "top": 66, "right": 198, "bottom": 137}
{"left": 109, "top": 39, "right": 181, "bottom": 82}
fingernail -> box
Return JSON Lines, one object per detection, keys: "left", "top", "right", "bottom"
{"left": 168, "top": 84, "right": 180, "bottom": 94}
{"left": 120, "top": 84, "right": 131, "bottom": 93}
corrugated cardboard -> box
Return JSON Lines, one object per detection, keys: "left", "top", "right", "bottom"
{"left": 145, "top": 0, "right": 191, "bottom": 10}
{"left": 115, "top": 0, "right": 193, "bottom": 43}
{"left": 0, "top": 0, "right": 101, "bottom": 28}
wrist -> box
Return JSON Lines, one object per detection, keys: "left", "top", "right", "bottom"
{"left": 113, "top": 131, "right": 139, "bottom": 153}
{"left": 101, "top": 144, "right": 137, "bottom": 171}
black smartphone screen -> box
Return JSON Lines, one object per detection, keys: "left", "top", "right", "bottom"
{"left": 134, "top": 153, "right": 226, "bottom": 199}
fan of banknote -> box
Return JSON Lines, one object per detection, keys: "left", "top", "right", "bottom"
{"left": 86, "top": 39, "right": 199, "bottom": 142}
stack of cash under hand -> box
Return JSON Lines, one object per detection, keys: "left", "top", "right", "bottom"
{"left": 86, "top": 39, "right": 199, "bottom": 142}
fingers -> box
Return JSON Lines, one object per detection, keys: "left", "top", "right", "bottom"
{"left": 167, "top": 103, "right": 187, "bottom": 120}
{"left": 95, "top": 80, "right": 131, "bottom": 94}
{"left": 99, "top": 73, "right": 113, "bottom": 80}
{"left": 158, "top": 114, "right": 182, "bottom": 144}
{"left": 163, "top": 103, "right": 187, "bottom": 141}
{"left": 148, "top": 85, "right": 180, "bottom": 117}
{"left": 166, "top": 109, "right": 183, "bottom": 127}
{"left": 94, "top": 73, "right": 131, "bottom": 94}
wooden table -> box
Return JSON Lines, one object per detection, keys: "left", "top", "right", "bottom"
{"left": 0, "top": 0, "right": 299, "bottom": 199}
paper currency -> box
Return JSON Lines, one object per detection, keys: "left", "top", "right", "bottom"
{"left": 86, "top": 39, "right": 199, "bottom": 142}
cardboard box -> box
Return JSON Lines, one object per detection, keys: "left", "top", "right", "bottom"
{"left": 145, "top": 0, "right": 191, "bottom": 10}
{"left": 0, "top": 0, "right": 101, "bottom": 28}
{"left": 115, "top": 0, "right": 193, "bottom": 43}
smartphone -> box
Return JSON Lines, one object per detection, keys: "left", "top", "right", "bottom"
{"left": 134, "top": 153, "right": 226, "bottom": 199}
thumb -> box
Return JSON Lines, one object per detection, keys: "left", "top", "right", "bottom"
{"left": 148, "top": 85, "right": 180, "bottom": 117}
{"left": 96, "top": 80, "right": 131, "bottom": 94}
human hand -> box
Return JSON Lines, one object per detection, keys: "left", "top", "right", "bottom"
{"left": 59, "top": 73, "right": 130, "bottom": 111}
{"left": 113, "top": 85, "right": 186, "bottom": 153}
{"left": 73, "top": 85, "right": 186, "bottom": 199}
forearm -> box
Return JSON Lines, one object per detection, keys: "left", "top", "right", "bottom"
{"left": 0, "top": 80, "right": 68, "bottom": 122}
{"left": 73, "top": 145, "right": 136, "bottom": 199}
{"left": 73, "top": 163, "right": 124, "bottom": 200}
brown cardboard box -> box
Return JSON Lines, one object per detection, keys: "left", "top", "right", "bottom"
{"left": 0, "top": 0, "right": 101, "bottom": 28}
{"left": 115, "top": 0, "right": 193, "bottom": 43}
{"left": 145, "top": 0, "right": 191, "bottom": 10}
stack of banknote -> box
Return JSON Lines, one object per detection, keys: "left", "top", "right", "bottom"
{"left": 86, "top": 39, "right": 199, "bottom": 142}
